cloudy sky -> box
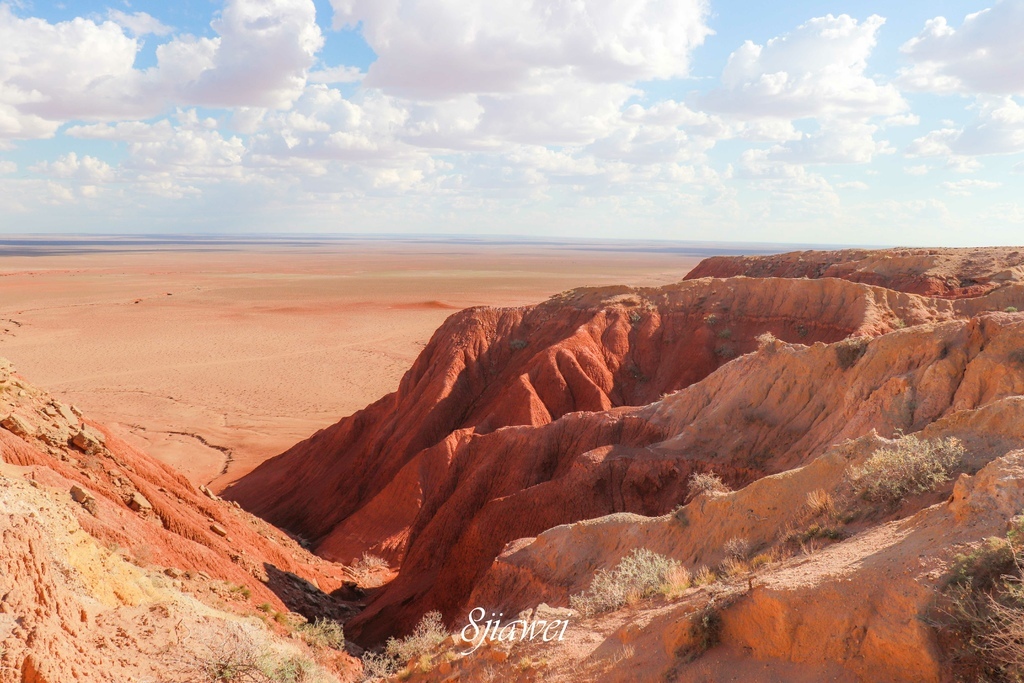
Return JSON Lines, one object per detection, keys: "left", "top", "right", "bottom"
{"left": 1, "top": 0, "right": 1022, "bottom": 245}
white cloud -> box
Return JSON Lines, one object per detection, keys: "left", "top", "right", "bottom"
{"left": 836, "top": 180, "right": 869, "bottom": 190}
{"left": 900, "top": 1, "right": 1024, "bottom": 95}
{"left": 883, "top": 113, "right": 920, "bottom": 127}
{"left": 0, "top": 0, "right": 322, "bottom": 139}
{"left": 1013, "top": 161, "right": 1024, "bottom": 173}
{"left": 331, "top": 0, "right": 713, "bottom": 98}
{"left": 308, "top": 65, "right": 364, "bottom": 84}
{"left": 703, "top": 14, "right": 906, "bottom": 121}
{"left": 171, "top": 0, "right": 323, "bottom": 109}
{"left": 907, "top": 97, "right": 1024, "bottom": 156}
{"left": 904, "top": 164, "right": 930, "bottom": 175}
{"left": 700, "top": 15, "right": 906, "bottom": 171}
{"left": 939, "top": 178, "right": 1002, "bottom": 196}
{"left": 107, "top": 9, "right": 172, "bottom": 37}
{"left": 0, "top": 159, "right": 15, "bottom": 174}
{"left": 766, "top": 122, "right": 893, "bottom": 164}
{"left": 31, "top": 152, "right": 115, "bottom": 183}
{"left": 0, "top": 4, "right": 141, "bottom": 133}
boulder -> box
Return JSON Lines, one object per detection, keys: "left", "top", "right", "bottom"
{"left": 71, "top": 426, "right": 105, "bottom": 454}
{"left": 1, "top": 413, "right": 35, "bottom": 437}
{"left": 128, "top": 492, "right": 152, "bottom": 512}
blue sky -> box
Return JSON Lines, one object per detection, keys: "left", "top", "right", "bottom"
{"left": 0, "top": 0, "right": 1022, "bottom": 245}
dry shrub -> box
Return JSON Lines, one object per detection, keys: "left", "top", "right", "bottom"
{"left": 687, "top": 471, "right": 730, "bottom": 501}
{"left": 931, "top": 526, "right": 1024, "bottom": 681}
{"left": 349, "top": 553, "right": 389, "bottom": 582}
{"left": 723, "top": 537, "right": 751, "bottom": 560}
{"left": 361, "top": 611, "right": 448, "bottom": 681}
{"left": 834, "top": 337, "right": 869, "bottom": 370}
{"left": 570, "top": 548, "right": 683, "bottom": 616}
{"left": 172, "top": 624, "right": 330, "bottom": 683}
{"left": 755, "top": 332, "right": 778, "bottom": 350}
{"left": 851, "top": 435, "right": 965, "bottom": 504}
{"left": 679, "top": 599, "right": 724, "bottom": 663}
{"left": 297, "top": 618, "right": 345, "bottom": 651}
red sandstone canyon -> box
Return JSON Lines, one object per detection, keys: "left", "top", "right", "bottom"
{"left": 7, "top": 244, "right": 1024, "bottom": 681}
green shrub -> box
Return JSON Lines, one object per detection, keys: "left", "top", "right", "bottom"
{"left": 1005, "top": 306, "right": 1019, "bottom": 313}
{"left": 851, "top": 435, "right": 965, "bottom": 504}
{"left": 570, "top": 548, "right": 683, "bottom": 616}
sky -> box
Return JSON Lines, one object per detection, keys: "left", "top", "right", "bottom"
{"left": 0, "top": 0, "right": 1022, "bottom": 246}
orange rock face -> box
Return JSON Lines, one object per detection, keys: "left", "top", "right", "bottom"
{"left": 224, "top": 251, "right": 1024, "bottom": 647}
{"left": 684, "top": 246, "right": 1024, "bottom": 298}
{"left": 0, "top": 358, "right": 351, "bottom": 620}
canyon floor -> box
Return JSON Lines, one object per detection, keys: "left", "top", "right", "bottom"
{"left": 0, "top": 236, "right": 713, "bottom": 489}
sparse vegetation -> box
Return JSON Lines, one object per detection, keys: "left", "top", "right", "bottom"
{"left": 361, "top": 611, "right": 449, "bottom": 681}
{"left": 714, "top": 344, "right": 737, "bottom": 359}
{"left": 297, "top": 618, "right": 345, "bottom": 651}
{"left": 850, "top": 435, "right": 965, "bottom": 504}
{"left": 659, "top": 565, "right": 693, "bottom": 599}
{"left": 805, "top": 489, "right": 836, "bottom": 518}
{"left": 681, "top": 599, "right": 723, "bottom": 663}
{"left": 509, "top": 339, "right": 528, "bottom": 351}
{"left": 930, "top": 519, "right": 1024, "bottom": 681}
{"left": 229, "top": 584, "right": 253, "bottom": 600}
{"left": 687, "top": 471, "right": 730, "bottom": 500}
{"left": 892, "top": 318, "right": 907, "bottom": 329}
{"left": 834, "top": 337, "right": 869, "bottom": 370}
{"left": 716, "top": 328, "right": 733, "bottom": 339}
{"left": 176, "top": 627, "right": 330, "bottom": 683}
{"left": 1009, "top": 349, "right": 1024, "bottom": 366}
{"left": 723, "top": 537, "right": 751, "bottom": 560}
{"left": 349, "top": 553, "right": 389, "bottom": 582}
{"left": 704, "top": 313, "right": 718, "bottom": 326}
{"left": 1005, "top": 306, "right": 1019, "bottom": 313}
{"left": 692, "top": 565, "right": 717, "bottom": 587}
{"left": 755, "top": 331, "right": 777, "bottom": 349}
{"left": 628, "top": 310, "right": 643, "bottom": 326}
{"left": 570, "top": 548, "right": 684, "bottom": 616}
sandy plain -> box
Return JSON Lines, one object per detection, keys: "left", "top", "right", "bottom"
{"left": 0, "top": 236, "right": 769, "bottom": 490}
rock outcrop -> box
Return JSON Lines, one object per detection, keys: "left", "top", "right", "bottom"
{"left": 224, "top": 251, "right": 1024, "bottom": 651}
{"left": 0, "top": 358, "right": 360, "bottom": 681}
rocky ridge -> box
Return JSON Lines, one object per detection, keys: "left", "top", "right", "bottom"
{"left": 224, "top": 247, "right": 1024, "bottom": 675}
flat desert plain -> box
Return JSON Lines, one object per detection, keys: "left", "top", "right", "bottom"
{"left": 0, "top": 236, "right": 763, "bottom": 490}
